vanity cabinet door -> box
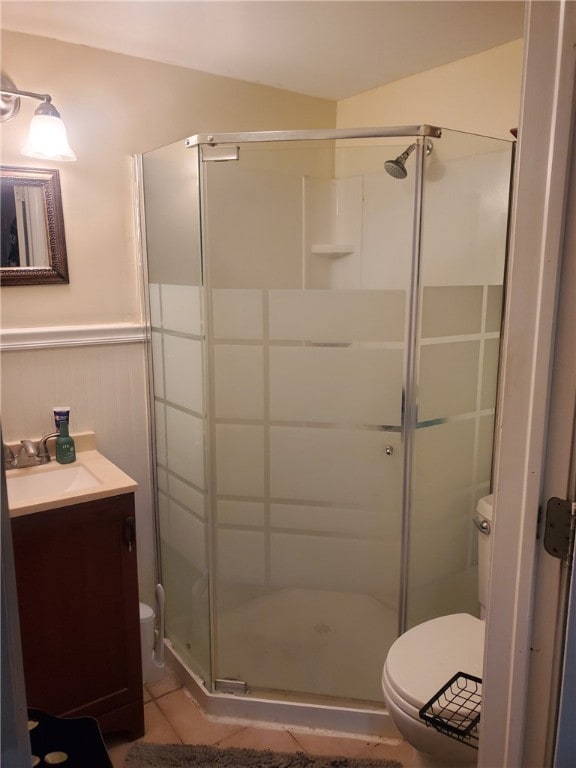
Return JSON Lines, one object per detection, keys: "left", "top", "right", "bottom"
{"left": 11, "top": 493, "right": 144, "bottom": 738}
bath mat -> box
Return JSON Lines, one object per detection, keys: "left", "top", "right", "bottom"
{"left": 125, "top": 742, "right": 403, "bottom": 768}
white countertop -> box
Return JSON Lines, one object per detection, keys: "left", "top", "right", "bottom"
{"left": 6, "top": 432, "right": 138, "bottom": 517}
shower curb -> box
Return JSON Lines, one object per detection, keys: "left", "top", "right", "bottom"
{"left": 165, "top": 641, "right": 398, "bottom": 740}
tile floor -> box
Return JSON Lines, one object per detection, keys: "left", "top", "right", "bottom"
{"left": 105, "top": 671, "right": 414, "bottom": 767}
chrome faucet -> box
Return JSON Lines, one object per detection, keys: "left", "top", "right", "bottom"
{"left": 37, "top": 432, "right": 60, "bottom": 463}
{"left": 9, "top": 432, "right": 60, "bottom": 468}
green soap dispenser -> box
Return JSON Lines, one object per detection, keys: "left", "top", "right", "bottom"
{"left": 56, "top": 420, "right": 76, "bottom": 464}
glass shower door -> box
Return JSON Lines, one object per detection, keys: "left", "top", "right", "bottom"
{"left": 202, "top": 139, "right": 416, "bottom": 703}
{"left": 141, "top": 139, "right": 212, "bottom": 686}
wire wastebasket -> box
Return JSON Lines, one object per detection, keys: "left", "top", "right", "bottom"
{"left": 418, "top": 671, "right": 482, "bottom": 749}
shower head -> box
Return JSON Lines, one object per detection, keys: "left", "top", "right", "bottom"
{"left": 384, "top": 143, "right": 416, "bottom": 179}
{"left": 384, "top": 140, "right": 433, "bottom": 180}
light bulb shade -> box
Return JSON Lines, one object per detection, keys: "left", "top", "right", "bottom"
{"left": 22, "top": 113, "right": 76, "bottom": 161}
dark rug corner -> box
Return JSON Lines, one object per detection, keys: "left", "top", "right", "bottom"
{"left": 124, "top": 742, "right": 404, "bottom": 768}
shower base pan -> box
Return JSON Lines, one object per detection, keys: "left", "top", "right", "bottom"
{"left": 165, "top": 640, "right": 398, "bottom": 739}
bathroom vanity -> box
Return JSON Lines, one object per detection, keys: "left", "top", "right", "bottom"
{"left": 7, "top": 437, "right": 144, "bottom": 739}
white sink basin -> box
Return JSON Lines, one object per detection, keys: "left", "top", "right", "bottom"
{"left": 7, "top": 464, "right": 101, "bottom": 506}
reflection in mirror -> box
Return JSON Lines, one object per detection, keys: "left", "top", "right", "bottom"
{"left": 0, "top": 166, "right": 69, "bottom": 285}
{"left": 1, "top": 183, "right": 49, "bottom": 267}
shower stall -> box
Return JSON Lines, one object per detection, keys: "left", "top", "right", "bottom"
{"left": 138, "top": 125, "right": 513, "bottom": 715}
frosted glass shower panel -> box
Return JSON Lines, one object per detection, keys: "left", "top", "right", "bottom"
{"left": 215, "top": 424, "right": 265, "bottom": 497}
{"left": 360, "top": 170, "right": 414, "bottom": 290}
{"left": 420, "top": 133, "right": 512, "bottom": 287}
{"left": 418, "top": 341, "right": 481, "bottom": 421}
{"left": 160, "top": 284, "right": 203, "bottom": 335}
{"left": 407, "top": 129, "right": 513, "bottom": 629}
{"left": 481, "top": 337, "right": 502, "bottom": 409}
{"left": 269, "top": 345, "right": 403, "bottom": 425}
{"left": 143, "top": 141, "right": 201, "bottom": 286}
{"left": 151, "top": 332, "right": 164, "bottom": 399}
{"left": 205, "top": 142, "right": 334, "bottom": 289}
{"left": 269, "top": 289, "right": 405, "bottom": 343}
{"left": 212, "top": 289, "right": 264, "bottom": 339}
{"left": 164, "top": 335, "right": 204, "bottom": 413}
{"left": 142, "top": 139, "right": 211, "bottom": 685}
{"left": 215, "top": 345, "right": 264, "bottom": 420}
{"left": 270, "top": 427, "right": 401, "bottom": 508}
{"left": 421, "top": 286, "right": 483, "bottom": 337}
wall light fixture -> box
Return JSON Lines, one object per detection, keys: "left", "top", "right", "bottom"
{"left": 1, "top": 73, "right": 76, "bottom": 162}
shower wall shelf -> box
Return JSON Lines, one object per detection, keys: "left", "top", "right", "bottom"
{"left": 310, "top": 244, "right": 355, "bottom": 257}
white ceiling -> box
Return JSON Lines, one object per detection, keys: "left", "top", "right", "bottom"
{"left": 1, "top": 1, "right": 525, "bottom": 100}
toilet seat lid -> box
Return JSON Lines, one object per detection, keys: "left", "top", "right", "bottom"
{"left": 384, "top": 613, "right": 484, "bottom": 710}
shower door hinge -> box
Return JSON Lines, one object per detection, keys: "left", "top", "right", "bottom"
{"left": 215, "top": 678, "right": 248, "bottom": 695}
{"left": 544, "top": 497, "right": 576, "bottom": 564}
{"left": 201, "top": 145, "right": 240, "bottom": 162}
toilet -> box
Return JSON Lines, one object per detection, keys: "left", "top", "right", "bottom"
{"left": 382, "top": 495, "right": 494, "bottom": 768}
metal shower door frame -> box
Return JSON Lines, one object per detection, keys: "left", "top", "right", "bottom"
{"left": 186, "top": 124, "right": 441, "bottom": 148}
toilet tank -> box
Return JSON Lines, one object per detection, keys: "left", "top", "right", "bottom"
{"left": 475, "top": 494, "right": 494, "bottom": 616}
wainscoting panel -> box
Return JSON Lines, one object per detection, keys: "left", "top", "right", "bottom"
{"left": 0, "top": 335, "right": 155, "bottom": 603}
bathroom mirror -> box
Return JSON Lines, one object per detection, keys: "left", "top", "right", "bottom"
{"left": 0, "top": 166, "right": 69, "bottom": 285}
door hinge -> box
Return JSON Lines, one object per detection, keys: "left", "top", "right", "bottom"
{"left": 544, "top": 497, "right": 576, "bottom": 564}
{"left": 201, "top": 145, "right": 240, "bottom": 162}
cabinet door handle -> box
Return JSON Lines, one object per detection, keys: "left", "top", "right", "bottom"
{"left": 124, "top": 516, "right": 136, "bottom": 553}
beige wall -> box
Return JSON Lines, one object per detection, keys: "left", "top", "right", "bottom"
{"left": 0, "top": 30, "right": 335, "bottom": 329}
{"left": 337, "top": 40, "right": 523, "bottom": 140}
{"left": 0, "top": 30, "right": 334, "bottom": 603}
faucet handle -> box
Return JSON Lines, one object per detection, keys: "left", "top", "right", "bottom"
{"left": 2, "top": 442, "right": 16, "bottom": 468}
{"left": 17, "top": 440, "right": 41, "bottom": 467}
